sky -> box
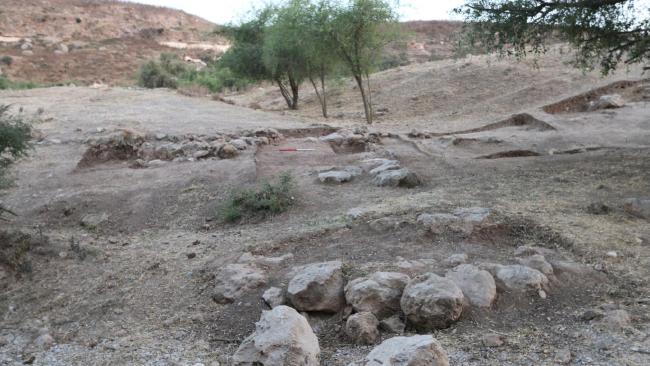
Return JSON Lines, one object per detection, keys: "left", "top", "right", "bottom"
{"left": 127, "top": 0, "right": 466, "bottom": 24}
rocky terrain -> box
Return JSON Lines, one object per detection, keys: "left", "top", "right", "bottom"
{"left": 1, "top": 2, "right": 650, "bottom": 366}
{"left": 0, "top": 0, "right": 228, "bottom": 85}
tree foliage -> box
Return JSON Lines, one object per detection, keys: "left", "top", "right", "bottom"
{"left": 457, "top": 0, "right": 650, "bottom": 74}
{"left": 0, "top": 105, "right": 31, "bottom": 220}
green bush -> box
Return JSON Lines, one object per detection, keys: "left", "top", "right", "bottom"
{"left": 137, "top": 59, "right": 180, "bottom": 89}
{"left": 0, "top": 76, "right": 39, "bottom": 90}
{"left": 0, "top": 105, "right": 31, "bottom": 188}
{"left": 219, "top": 173, "right": 295, "bottom": 222}
{"left": 0, "top": 56, "right": 12, "bottom": 66}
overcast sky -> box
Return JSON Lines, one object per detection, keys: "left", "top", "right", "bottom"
{"left": 128, "top": 0, "right": 466, "bottom": 24}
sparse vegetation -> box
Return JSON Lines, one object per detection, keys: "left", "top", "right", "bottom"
{"left": 219, "top": 173, "right": 295, "bottom": 222}
{"left": 0, "top": 55, "right": 13, "bottom": 66}
{"left": 0, "top": 75, "right": 40, "bottom": 90}
{"left": 138, "top": 53, "right": 252, "bottom": 92}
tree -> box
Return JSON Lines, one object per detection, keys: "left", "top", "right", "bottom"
{"left": 457, "top": 0, "right": 650, "bottom": 74}
{"left": 263, "top": 1, "right": 311, "bottom": 109}
{"left": 328, "top": 0, "right": 401, "bottom": 124}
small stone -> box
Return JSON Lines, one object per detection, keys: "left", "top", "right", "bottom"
{"left": 212, "top": 264, "right": 267, "bottom": 304}
{"left": 187, "top": 253, "right": 196, "bottom": 259}
{"left": 588, "top": 94, "right": 625, "bottom": 110}
{"left": 217, "top": 144, "right": 238, "bottom": 159}
{"left": 623, "top": 197, "right": 650, "bottom": 219}
{"left": 482, "top": 334, "right": 505, "bottom": 348}
{"left": 193, "top": 150, "right": 211, "bottom": 159}
{"left": 581, "top": 308, "right": 605, "bottom": 321}
{"left": 605, "top": 251, "right": 618, "bottom": 258}
{"left": 230, "top": 139, "right": 248, "bottom": 150}
{"left": 34, "top": 334, "right": 55, "bottom": 350}
{"left": 373, "top": 168, "right": 421, "bottom": 188}
{"left": 345, "top": 312, "right": 380, "bottom": 345}
{"left": 262, "top": 287, "right": 285, "bottom": 308}
{"left": 495, "top": 265, "right": 549, "bottom": 293}
{"left": 80, "top": 213, "right": 109, "bottom": 228}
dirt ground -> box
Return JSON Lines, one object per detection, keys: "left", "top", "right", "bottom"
{"left": 1, "top": 54, "right": 650, "bottom": 365}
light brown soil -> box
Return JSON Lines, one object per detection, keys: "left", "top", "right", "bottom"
{"left": 1, "top": 56, "right": 650, "bottom": 365}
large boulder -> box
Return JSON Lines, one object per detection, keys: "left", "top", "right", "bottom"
{"left": 353, "top": 335, "right": 449, "bottom": 366}
{"left": 287, "top": 261, "right": 346, "bottom": 312}
{"left": 588, "top": 94, "right": 626, "bottom": 111}
{"left": 345, "top": 312, "right": 380, "bottom": 345}
{"left": 400, "top": 273, "right": 465, "bottom": 330}
{"left": 495, "top": 265, "right": 549, "bottom": 293}
{"left": 318, "top": 170, "right": 353, "bottom": 184}
{"left": 373, "top": 168, "right": 421, "bottom": 188}
{"left": 232, "top": 306, "right": 320, "bottom": 366}
{"left": 345, "top": 272, "right": 410, "bottom": 319}
{"left": 445, "top": 264, "right": 497, "bottom": 308}
{"left": 212, "top": 264, "right": 267, "bottom": 304}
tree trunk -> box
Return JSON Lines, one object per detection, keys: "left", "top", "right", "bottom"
{"left": 320, "top": 66, "right": 328, "bottom": 118}
{"left": 276, "top": 78, "right": 295, "bottom": 109}
{"left": 309, "top": 69, "right": 328, "bottom": 118}
{"left": 354, "top": 74, "right": 372, "bottom": 124}
{"left": 287, "top": 71, "right": 299, "bottom": 110}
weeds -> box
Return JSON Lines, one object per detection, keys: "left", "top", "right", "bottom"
{"left": 219, "top": 173, "right": 295, "bottom": 222}
{"left": 0, "top": 76, "right": 40, "bottom": 90}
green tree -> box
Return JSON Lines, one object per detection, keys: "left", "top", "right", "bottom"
{"left": 457, "top": 0, "right": 650, "bottom": 74}
{"left": 328, "top": 0, "right": 400, "bottom": 124}
{"left": 263, "top": 1, "right": 310, "bottom": 109}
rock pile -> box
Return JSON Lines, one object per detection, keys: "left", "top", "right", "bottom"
{"left": 78, "top": 128, "right": 283, "bottom": 168}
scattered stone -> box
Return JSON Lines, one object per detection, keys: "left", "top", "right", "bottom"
{"left": 193, "top": 150, "right": 211, "bottom": 159}
{"left": 186, "top": 252, "right": 196, "bottom": 259}
{"left": 345, "top": 312, "right": 380, "bottom": 345}
{"left": 217, "top": 143, "right": 238, "bottom": 159}
{"left": 379, "top": 315, "right": 405, "bottom": 334}
{"left": 287, "top": 261, "right": 346, "bottom": 312}
{"left": 212, "top": 264, "right": 267, "bottom": 304}
{"left": 318, "top": 170, "right": 353, "bottom": 184}
{"left": 400, "top": 273, "right": 465, "bottom": 330}
{"left": 445, "top": 253, "right": 468, "bottom": 267}
{"left": 232, "top": 306, "right": 320, "bottom": 366}
{"left": 373, "top": 168, "right": 421, "bottom": 188}
{"left": 395, "top": 258, "right": 437, "bottom": 276}
{"left": 33, "top": 333, "right": 55, "bottom": 350}
{"left": 623, "top": 197, "right": 650, "bottom": 219}
{"left": 238, "top": 252, "right": 294, "bottom": 269}
{"left": 551, "top": 261, "right": 597, "bottom": 277}
{"left": 368, "top": 216, "right": 411, "bottom": 233}
{"left": 417, "top": 213, "right": 461, "bottom": 234}
{"left": 347, "top": 207, "right": 368, "bottom": 220}
{"left": 555, "top": 348, "right": 572, "bottom": 364}
{"left": 369, "top": 161, "right": 401, "bottom": 176}
{"left": 601, "top": 309, "right": 631, "bottom": 329}
{"left": 587, "top": 202, "right": 611, "bottom": 215}
{"left": 345, "top": 272, "right": 410, "bottom": 319}
{"left": 516, "top": 255, "right": 554, "bottom": 276}
{"left": 80, "top": 213, "right": 109, "bottom": 228}
{"left": 355, "top": 335, "right": 449, "bottom": 366}
{"left": 446, "top": 264, "right": 497, "bottom": 308}
{"left": 588, "top": 94, "right": 626, "bottom": 111}
{"left": 605, "top": 251, "right": 618, "bottom": 259}
{"left": 262, "top": 287, "right": 285, "bottom": 308}
{"left": 320, "top": 132, "right": 345, "bottom": 144}
{"left": 482, "top": 334, "right": 505, "bottom": 348}
{"left": 343, "top": 165, "right": 363, "bottom": 177}
{"left": 453, "top": 207, "right": 491, "bottom": 224}
{"left": 581, "top": 308, "right": 605, "bottom": 321}
{"left": 495, "top": 265, "right": 549, "bottom": 293}
{"left": 230, "top": 139, "right": 248, "bottom": 150}
{"left": 360, "top": 158, "right": 398, "bottom": 173}
{"left": 513, "top": 245, "right": 546, "bottom": 257}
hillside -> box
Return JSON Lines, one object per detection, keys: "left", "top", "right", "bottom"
{"left": 0, "top": 0, "right": 228, "bottom": 85}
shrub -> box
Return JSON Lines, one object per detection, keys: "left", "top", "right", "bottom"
{"left": 0, "top": 55, "right": 12, "bottom": 66}
{"left": 0, "top": 76, "right": 40, "bottom": 90}
{"left": 0, "top": 105, "right": 31, "bottom": 192}
{"left": 219, "top": 172, "right": 295, "bottom": 222}
{"left": 137, "top": 59, "right": 179, "bottom": 89}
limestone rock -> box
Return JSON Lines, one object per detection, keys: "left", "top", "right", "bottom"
{"left": 213, "top": 264, "right": 267, "bottom": 304}
{"left": 218, "top": 143, "right": 238, "bottom": 159}
{"left": 80, "top": 213, "right": 109, "bottom": 228}
{"left": 495, "top": 265, "right": 549, "bottom": 293}
{"left": 373, "top": 168, "right": 421, "bottom": 188}
{"left": 446, "top": 264, "right": 497, "bottom": 308}
{"left": 355, "top": 335, "right": 449, "bottom": 366}
{"left": 345, "top": 272, "right": 410, "bottom": 319}
{"left": 445, "top": 253, "right": 469, "bottom": 267}
{"left": 319, "top": 170, "right": 353, "bottom": 184}
{"left": 601, "top": 309, "right": 631, "bottom": 330}
{"left": 400, "top": 273, "right": 465, "bottom": 330}
{"left": 453, "top": 207, "right": 491, "bottom": 224}
{"left": 516, "top": 255, "right": 554, "bottom": 276}
{"left": 262, "top": 287, "right": 285, "bottom": 308}
{"left": 588, "top": 94, "right": 625, "bottom": 111}
{"left": 345, "top": 312, "right": 380, "bottom": 345}
{"left": 320, "top": 132, "right": 345, "bottom": 144}
{"left": 288, "top": 261, "right": 346, "bottom": 312}
{"left": 233, "top": 306, "right": 320, "bottom": 366}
